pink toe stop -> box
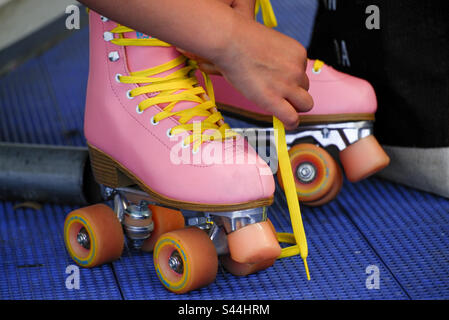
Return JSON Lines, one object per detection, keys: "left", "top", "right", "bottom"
{"left": 227, "top": 221, "right": 281, "bottom": 264}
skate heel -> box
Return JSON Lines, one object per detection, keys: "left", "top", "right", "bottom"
{"left": 88, "top": 144, "right": 135, "bottom": 188}
{"left": 339, "top": 135, "right": 390, "bottom": 182}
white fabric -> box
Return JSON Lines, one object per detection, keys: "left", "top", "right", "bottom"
{"left": 377, "top": 146, "right": 449, "bottom": 199}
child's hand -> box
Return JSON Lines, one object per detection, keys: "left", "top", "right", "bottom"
{"left": 179, "top": 0, "right": 312, "bottom": 129}
{"left": 215, "top": 16, "right": 312, "bottom": 129}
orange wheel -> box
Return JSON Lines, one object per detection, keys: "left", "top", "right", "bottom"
{"left": 141, "top": 205, "right": 185, "bottom": 252}
{"left": 221, "top": 219, "right": 278, "bottom": 276}
{"left": 339, "top": 135, "right": 390, "bottom": 182}
{"left": 64, "top": 204, "right": 124, "bottom": 268}
{"left": 303, "top": 163, "right": 343, "bottom": 207}
{"left": 153, "top": 227, "right": 218, "bottom": 294}
{"left": 278, "top": 143, "right": 339, "bottom": 203}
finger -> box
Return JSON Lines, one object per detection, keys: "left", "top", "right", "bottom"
{"left": 299, "top": 72, "right": 310, "bottom": 91}
{"left": 197, "top": 62, "right": 222, "bottom": 75}
{"left": 175, "top": 47, "right": 199, "bottom": 60}
{"left": 175, "top": 48, "right": 220, "bottom": 74}
{"left": 175, "top": 48, "right": 214, "bottom": 66}
{"left": 285, "top": 86, "right": 314, "bottom": 113}
{"left": 273, "top": 99, "right": 300, "bottom": 130}
{"left": 257, "top": 93, "right": 300, "bottom": 130}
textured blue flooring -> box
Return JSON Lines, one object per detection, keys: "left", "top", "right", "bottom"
{"left": 1, "top": 0, "right": 448, "bottom": 300}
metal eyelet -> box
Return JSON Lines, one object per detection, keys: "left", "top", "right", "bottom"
{"left": 166, "top": 128, "right": 174, "bottom": 138}
{"left": 108, "top": 51, "right": 120, "bottom": 62}
{"left": 181, "top": 141, "right": 190, "bottom": 149}
{"left": 150, "top": 116, "right": 159, "bottom": 125}
{"left": 103, "top": 31, "right": 114, "bottom": 42}
{"left": 115, "top": 73, "right": 122, "bottom": 83}
{"left": 136, "top": 105, "right": 144, "bottom": 114}
{"left": 312, "top": 68, "right": 322, "bottom": 75}
{"left": 126, "top": 90, "right": 134, "bottom": 99}
{"left": 100, "top": 16, "right": 109, "bottom": 22}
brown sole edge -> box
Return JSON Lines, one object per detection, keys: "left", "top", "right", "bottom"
{"left": 217, "top": 103, "right": 375, "bottom": 124}
{"left": 88, "top": 143, "right": 273, "bottom": 212}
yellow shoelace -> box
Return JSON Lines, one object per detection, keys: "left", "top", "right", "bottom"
{"left": 312, "top": 59, "right": 325, "bottom": 73}
{"left": 257, "top": 0, "right": 310, "bottom": 280}
{"left": 110, "top": 25, "right": 235, "bottom": 152}
{"left": 96, "top": 0, "right": 310, "bottom": 279}
{"left": 255, "top": 0, "right": 278, "bottom": 28}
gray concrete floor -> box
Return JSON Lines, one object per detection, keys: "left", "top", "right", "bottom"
{"left": 0, "top": 0, "right": 75, "bottom": 51}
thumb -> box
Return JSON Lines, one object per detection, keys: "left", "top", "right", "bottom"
{"left": 175, "top": 47, "right": 200, "bottom": 61}
{"left": 176, "top": 47, "right": 222, "bottom": 75}
{"left": 197, "top": 62, "right": 222, "bottom": 76}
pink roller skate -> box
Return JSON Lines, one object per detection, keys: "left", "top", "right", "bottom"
{"left": 204, "top": 59, "right": 390, "bottom": 206}
{"left": 63, "top": 10, "right": 282, "bottom": 294}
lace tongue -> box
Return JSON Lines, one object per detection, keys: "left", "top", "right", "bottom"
{"left": 123, "top": 30, "right": 209, "bottom": 123}
{"left": 123, "top": 30, "right": 179, "bottom": 71}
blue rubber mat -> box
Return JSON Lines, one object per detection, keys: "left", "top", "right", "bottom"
{"left": 0, "top": 202, "right": 122, "bottom": 299}
{"left": 338, "top": 180, "right": 449, "bottom": 300}
{"left": 1, "top": 0, "right": 448, "bottom": 300}
{"left": 111, "top": 183, "right": 408, "bottom": 300}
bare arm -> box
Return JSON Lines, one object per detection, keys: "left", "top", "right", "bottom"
{"left": 78, "top": 0, "right": 313, "bottom": 129}
{"left": 79, "top": 0, "right": 238, "bottom": 63}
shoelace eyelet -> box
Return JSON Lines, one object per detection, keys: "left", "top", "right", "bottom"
{"left": 312, "top": 68, "right": 322, "bottom": 75}
{"left": 108, "top": 27, "right": 231, "bottom": 152}
{"left": 181, "top": 141, "right": 190, "bottom": 149}
{"left": 166, "top": 128, "right": 174, "bottom": 138}
{"left": 150, "top": 116, "right": 159, "bottom": 125}
{"left": 126, "top": 90, "right": 134, "bottom": 99}
{"left": 108, "top": 51, "right": 120, "bottom": 62}
{"left": 115, "top": 74, "right": 122, "bottom": 83}
{"left": 136, "top": 105, "right": 144, "bottom": 114}
{"left": 103, "top": 32, "right": 114, "bottom": 42}
{"left": 100, "top": 16, "right": 109, "bottom": 22}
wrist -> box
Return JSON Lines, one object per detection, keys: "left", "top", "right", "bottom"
{"left": 211, "top": 13, "right": 260, "bottom": 72}
{"left": 204, "top": 7, "right": 244, "bottom": 68}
